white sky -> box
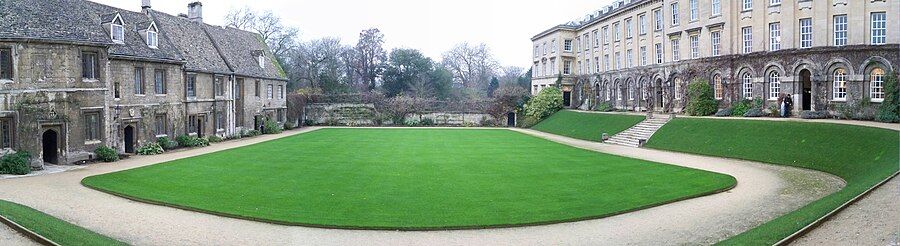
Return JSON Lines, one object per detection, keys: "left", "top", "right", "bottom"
{"left": 89, "top": 0, "right": 616, "bottom": 69}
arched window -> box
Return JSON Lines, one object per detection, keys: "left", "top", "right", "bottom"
{"left": 641, "top": 80, "right": 648, "bottom": 100}
{"left": 769, "top": 71, "right": 780, "bottom": 99}
{"left": 595, "top": 83, "right": 601, "bottom": 98}
{"left": 606, "top": 83, "right": 611, "bottom": 100}
{"left": 674, "top": 78, "right": 683, "bottom": 100}
{"left": 742, "top": 73, "right": 753, "bottom": 99}
{"left": 628, "top": 83, "right": 635, "bottom": 100}
{"left": 714, "top": 75, "right": 724, "bottom": 99}
{"left": 871, "top": 68, "right": 885, "bottom": 101}
{"left": 616, "top": 83, "right": 623, "bottom": 100}
{"left": 833, "top": 69, "right": 847, "bottom": 100}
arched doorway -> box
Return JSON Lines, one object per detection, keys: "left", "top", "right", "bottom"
{"left": 42, "top": 129, "right": 58, "bottom": 164}
{"left": 655, "top": 78, "right": 664, "bottom": 108}
{"left": 800, "top": 69, "right": 812, "bottom": 110}
{"left": 124, "top": 125, "right": 135, "bottom": 154}
{"left": 506, "top": 112, "right": 516, "bottom": 127}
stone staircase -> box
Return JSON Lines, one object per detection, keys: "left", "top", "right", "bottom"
{"left": 604, "top": 116, "right": 672, "bottom": 147}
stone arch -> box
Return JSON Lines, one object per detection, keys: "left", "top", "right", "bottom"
{"left": 763, "top": 62, "right": 786, "bottom": 76}
{"left": 860, "top": 57, "right": 892, "bottom": 102}
{"left": 790, "top": 58, "right": 822, "bottom": 77}
{"left": 824, "top": 57, "right": 855, "bottom": 75}
{"left": 859, "top": 56, "right": 894, "bottom": 75}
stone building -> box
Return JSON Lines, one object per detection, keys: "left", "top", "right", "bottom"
{"left": 531, "top": 0, "right": 898, "bottom": 114}
{"left": 0, "top": 0, "right": 287, "bottom": 167}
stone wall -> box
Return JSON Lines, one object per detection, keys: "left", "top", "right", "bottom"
{"left": 304, "top": 103, "right": 495, "bottom": 126}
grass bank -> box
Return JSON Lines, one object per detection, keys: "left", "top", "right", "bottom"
{"left": 531, "top": 110, "right": 645, "bottom": 141}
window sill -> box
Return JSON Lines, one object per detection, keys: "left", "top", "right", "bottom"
{"left": 0, "top": 79, "right": 13, "bottom": 84}
{"left": 84, "top": 140, "right": 102, "bottom": 145}
{"left": 83, "top": 79, "right": 100, "bottom": 83}
{"left": 155, "top": 94, "right": 167, "bottom": 97}
{"left": 155, "top": 134, "right": 168, "bottom": 138}
{"left": 871, "top": 99, "right": 885, "bottom": 103}
{"left": 135, "top": 94, "right": 145, "bottom": 97}
{"left": 831, "top": 99, "right": 847, "bottom": 102}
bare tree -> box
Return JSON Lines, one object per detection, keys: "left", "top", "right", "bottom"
{"left": 355, "top": 28, "right": 387, "bottom": 92}
{"left": 441, "top": 42, "right": 499, "bottom": 91}
{"left": 224, "top": 7, "right": 298, "bottom": 60}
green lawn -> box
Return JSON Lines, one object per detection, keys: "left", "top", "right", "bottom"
{"left": 83, "top": 128, "right": 735, "bottom": 229}
{"left": 645, "top": 118, "right": 899, "bottom": 245}
{"left": 531, "top": 110, "right": 646, "bottom": 141}
{"left": 0, "top": 200, "right": 124, "bottom": 246}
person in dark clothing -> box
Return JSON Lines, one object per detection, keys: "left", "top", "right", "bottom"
{"left": 783, "top": 94, "right": 794, "bottom": 117}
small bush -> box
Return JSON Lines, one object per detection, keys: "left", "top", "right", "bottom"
{"left": 519, "top": 115, "right": 542, "bottom": 128}
{"left": 0, "top": 151, "right": 31, "bottom": 175}
{"left": 768, "top": 104, "right": 780, "bottom": 117}
{"left": 208, "top": 135, "right": 224, "bottom": 143}
{"left": 303, "top": 119, "right": 315, "bottom": 126}
{"left": 595, "top": 101, "right": 614, "bottom": 112}
{"left": 800, "top": 111, "right": 830, "bottom": 119}
{"left": 743, "top": 108, "right": 768, "bottom": 117}
{"left": 137, "top": 143, "right": 164, "bottom": 155}
{"left": 876, "top": 73, "right": 899, "bottom": 123}
{"left": 420, "top": 118, "right": 434, "bottom": 126}
{"left": 524, "top": 86, "right": 564, "bottom": 120}
{"left": 403, "top": 119, "right": 421, "bottom": 127}
{"left": 715, "top": 107, "right": 733, "bottom": 117}
{"left": 732, "top": 99, "right": 753, "bottom": 117}
{"left": 284, "top": 122, "right": 295, "bottom": 130}
{"left": 94, "top": 146, "right": 119, "bottom": 162}
{"left": 481, "top": 120, "right": 495, "bottom": 127}
{"left": 685, "top": 80, "right": 719, "bottom": 116}
{"left": 462, "top": 121, "right": 476, "bottom": 127}
{"left": 262, "top": 119, "right": 283, "bottom": 134}
{"left": 247, "top": 130, "right": 262, "bottom": 137}
{"left": 157, "top": 137, "right": 178, "bottom": 150}
{"left": 176, "top": 135, "right": 209, "bottom": 148}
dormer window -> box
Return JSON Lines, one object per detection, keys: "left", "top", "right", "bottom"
{"left": 110, "top": 15, "right": 125, "bottom": 43}
{"left": 258, "top": 55, "right": 265, "bottom": 68}
{"left": 147, "top": 31, "right": 158, "bottom": 48}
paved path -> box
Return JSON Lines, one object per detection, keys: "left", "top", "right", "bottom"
{"left": 0, "top": 127, "right": 845, "bottom": 245}
{"left": 0, "top": 224, "right": 37, "bottom": 246}
{"left": 792, "top": 176, "right": 900, "bottom": 246}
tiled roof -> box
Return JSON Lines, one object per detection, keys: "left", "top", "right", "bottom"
{"left": 152, "top": 12, "right": 231, "bottom": 74}
{"left": 0, "top": 0, "right": 112, "bottom": 45}
{"left": 84, "top": 2, "right": 183, "bottom": 62}
{"left": 204, "top": 25, "right": 287, "bottom": 80}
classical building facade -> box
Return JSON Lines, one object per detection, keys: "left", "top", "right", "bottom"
{"left": 0, "top": 0, "right": 287, "bottom": 167}
{"left": 531, "top": 0, "right": 898, "bottom": 113}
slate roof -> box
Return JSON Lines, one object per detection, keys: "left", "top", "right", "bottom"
{"left": 152, "top": 12, "right": 231, "bottom": 74}
{"left": 0, "top": 0, "right": 112, "bottom": 45}
{"left": 83, "top": 1, "right": 183, "bottom": 63}
{"left": 204, "top": 25, "right": 287, "bottom": 80}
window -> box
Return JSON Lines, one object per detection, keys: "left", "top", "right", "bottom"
{"left": 770, "top": 0, "right": 781, "bottom": 5}
{"left": 551, "top": 60, "right": 556, "bottom": 74}
{"left": 266, "top": 84, "right": 274, "bottom": 99}
{"left": 215, "top": 76, "right": 224, "bottom": 96}
{"left": 583, "top": 34, "right": 590, "bottom": 51}
{"left": 114, "top": 82, "right": 120, "bottom": 99}
{"left": 603, "top": 27, "right": 610, "bottom": 44}
{"left": 534, "top": 46, "right": 538, "bottom": 57}
{"left": 769, "top": 71, "right": 781, "bottom": 99}
{"left": 552, "top": 39, "right": 557, "bottom": 53}
{"left": 542, "top": 62, "right": 547, "bottom": 76}
{"left": 615, "top": 52, "right": 621, "bottom": 69}
{"left": 147, "top": 31, "right": 158, "bottom": 48}
{"left": 575, "top": 38, "right": 580, "bottom": 52}
{"left": 671, "top": 39, "right": 680, "bottom": 61}
{"left": 628, "top": 84, "right": 635, "bottom": 100}
{"left": 833, "top": 69, "right": 847, "bottom": 100}
{"left": 690, "top": 0, "right": 698, "bottom": 21}
{"left": 654, "top": 9, "right": 663, "bottom": 31}
{"left": 0, "top": 118, "right": 11, "bottom": 149}
{"left": 690, "top": 35, "right": 699, "bottom": 59}
{"left": 154, "top": 69, "right": 166, "bottom": 94}
{"left": 711, "top": 31, "right": 721, "bottom": 56}
{"left": 714, "top": 75, "right": 723, "bottom": 99}
{"left": 742, "top": 27, "right": 753, "bottom": 54}
{"left": 82, "top": 52, "right": 98, "bottom": 79}
{"left": 743, "top": 73, "right": 753, "bottom": 99}
{"left": 585, "top": 59, "right": 591, "bottom": 74}
{"left": 655, "top": 43, "right": 664, "bottom": 64}
{"left": 626, "top": 49, "right": 633, "bottom": 68}
{"left": 255, "top": 80, "right": 261, "bottom": 97}
{"left": 675, "top": 78, "right": 683, "bottom": 100}
{"left": 542, "top": 43, "right": 547, "bottom": 55}
{"left": 0, "top": 48, "right": 11, "bottom": 80}
{"left": 640, "top": 46, "right": 647, "bottom": 66}
{"left": 639, "top": 14, "right": 646, "bottom": 35}
{"left": 595, "top": 57, "right": 600, "bottom": 72}
{"left": 187, "top": 75, "right": 196, "bottom": 98}
{"left": 604, "top": 55, "right": 610, "bottom": 71}
{"left": 111, "top": 23, "right": 124, "bottom": 43}
{"left": 834, "top": 15, "right": 847, "bottom": 46}
{"left": 279, "top": 85, "right": 284, "bottom": 99}
{"left": 769, "top": 22, "right": 781, "bottom": 51}
{"left": 134, "top": 67, "right": 144, "bottom": 95}
{"left": 577, "top": 61, "right": 582, "bottom": 74}
{"left": 564, "top": 40, "right": 573, "bottom": 52}
{"left": 84, "top": 112, "right": 100, "bottom": 141}
{"left": 216, "top": 111, "right": 224, "bottom": 130}
{"left": 155, "top": 114, "right": 167, "bottom": 136}
{"left": 743, "top": 0, "right": 752, "bottom": 11}
{"left": 626, "top": 19, "right": 633, "bottom": 38}
{"left": 614, "top": 23, "right": 621, "bottom": 41}
{"left": 565, "top": 61, "right": 572, "bottom": 75}
{"left": 871, "top": 68, "right": 885, "bottom": 101}
{"left": 617, "top": 83, "right": 623, "bottom": 100}
{"left": 671, "top": 3, "right": 679, "bottom": 26}
{"left": 799, "top": 18, "right": 812, "bottom": 48}
{"left": 592, "top": 31, "right": 599, "bottom": 47}
{"left": 871, "top": 12, "right": 886, "bottom": 45}
{"left": 711, "top": 0, "right": 721, "bottom": 16}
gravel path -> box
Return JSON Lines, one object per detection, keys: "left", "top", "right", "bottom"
{"left": 792, "top": 175, "right": 900, "bottom": 246}
{"left": 0, "top": 223, "right": 37, "bottom": 246}
{"left": 0, "top": 127, "right": 844, "bottom": 245}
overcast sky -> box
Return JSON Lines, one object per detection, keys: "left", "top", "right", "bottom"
{"left": 89, "top": 0, "right": 615, "bottom": 69}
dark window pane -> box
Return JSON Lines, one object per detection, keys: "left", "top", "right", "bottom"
{"left": 0, "top": 49, "right": 12, "bottom": 80}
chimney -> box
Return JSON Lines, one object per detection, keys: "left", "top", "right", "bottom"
{"left": 187, "top": 2, "right": 203, "bottom": 23}
{"left": 141, "top": 0, "right": 151, "bottom": 10}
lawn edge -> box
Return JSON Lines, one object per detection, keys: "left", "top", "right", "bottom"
{"left": 0, "top": 211, "right": 59, "bottom": 246}
{"left": 773, "top": 170, "right": 900, "bottom": 245}
{"left": 81, "top": 178, "right": 736, "bottom": 231}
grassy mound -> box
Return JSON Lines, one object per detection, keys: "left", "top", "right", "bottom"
{"left": 83, "top": 128, "right": 735, "bottom": 230}
{"left": 0, "top": 200, "right": 124, "bottom": 245}
{"left": 531, "top": 111, "right": 645, "bottom": 141}
{"left": 645, "top": 118, "right": 899, "bottom": 244}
